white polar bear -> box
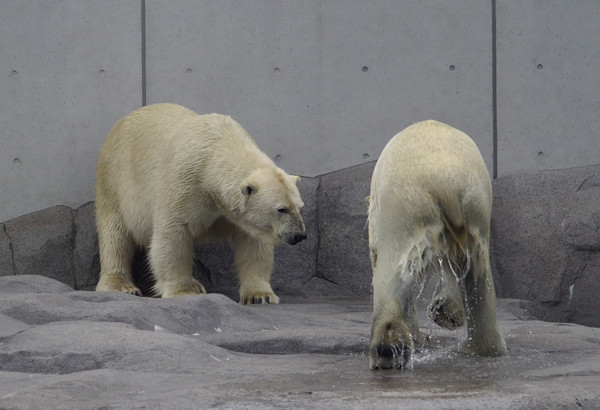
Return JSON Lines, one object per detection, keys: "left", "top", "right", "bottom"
{"left": 368, "top": 120, "right": 506, "bottom": 369}
{"left": 95, "top": 103, "right": 306, "bottom": 303}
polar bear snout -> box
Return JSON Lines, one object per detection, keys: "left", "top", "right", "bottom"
{"left": 281, "top": 231, "right": 307, "bottom": 245}
{"left": 277, "top": 209, "right": 306, "bottom": 245}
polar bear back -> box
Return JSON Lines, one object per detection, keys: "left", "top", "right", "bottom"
{"left": 371, "top": 120, "right": 492, "bottom": 240}
{"left": 95, "top": 103, "right": 274, "bottom": 246}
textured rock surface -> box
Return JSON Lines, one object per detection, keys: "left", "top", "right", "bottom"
{"left": 3, "top": 206, "right": 75, "bottom": 287}
{"left": 0, "top": 223, "right": 13, "bottom": 277}
{"left": 491, "top": 164, "right": 600, "bottom": 326}
{"left": 317, "top": 163, "right": 374, "bottom": 296}
{"left": 73, "top": 202, "right": 100, "bottom": 290}
{"left": 0, "top": 275, "right": 599, "bottom": 409}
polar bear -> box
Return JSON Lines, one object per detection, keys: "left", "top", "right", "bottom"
{"left": 95, "top": 103, "right": 306, "bottom": 303}
{"left": 368, "top": 120, "right": 506, "bottom": 369}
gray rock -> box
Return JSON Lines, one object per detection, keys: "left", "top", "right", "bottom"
{"left": 0, "top": 274, "right": 74, "bottom": 295}
{"left": 317, "top": 162, "right": 374, "bottom": 296}
{"left": 491, "top": 164, "right": 600, "bottom": 327}
{"left": 0, "top": 313, "right": 30, "bottom": 338}
{"left": 301, "top": 276, "right": 357, "bottom": 297}
{"left": 73, "top": 202, "right": 100, "bottom": 290}
{"left": 4, "top": 206, "right": 75, "bottom": 287}
{"left": 0, "top": 275, "right": 275, "bottom": 333}
{"left": 0, "top": 223, "right": 14, "bottom": 276}
{"left": 0, "top": 275, "right": 599, "bottom": 409}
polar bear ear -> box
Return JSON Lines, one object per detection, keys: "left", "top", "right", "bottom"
{"left": 243, "top": 183, "right": 257, "bottom": 196}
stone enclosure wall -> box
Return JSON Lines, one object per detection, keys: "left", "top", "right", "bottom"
{"left": 1, "top": 163, "right": 599, "bottom": 327}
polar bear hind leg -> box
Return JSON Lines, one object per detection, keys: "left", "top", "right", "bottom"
{"left": 428, "top": 255, "right": 467, "bottom": 330}
{"left": 458, "top": 232, "right": 507, "bottom": 357}
{"left": 148, "top": 222, "right": 207, "bottom": 298}
{"left": 95, "top": 199, "right": 142, "bottom": 296}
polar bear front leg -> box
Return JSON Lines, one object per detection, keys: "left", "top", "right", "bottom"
{"left": 149, "top": 223, "right": 206, "bottom": 298}
{"left": 232, "top": 229, "right": 279, "bottom": 305}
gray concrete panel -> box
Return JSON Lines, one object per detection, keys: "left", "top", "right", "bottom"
{"left": 496, "top": 0, "right": 600, "bottom": 176}
{"left": 145, "top": 1, "right": 322, "bottom": 176}
{"left": 146, "top": 1, "right": 494, "bottom": 177}
{"left": 0, "top": 1, "right": 142, "bottom": 222}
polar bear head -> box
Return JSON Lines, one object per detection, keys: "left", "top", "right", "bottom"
{"left": 233, "top": 167, "right": 306, "bottom": 246}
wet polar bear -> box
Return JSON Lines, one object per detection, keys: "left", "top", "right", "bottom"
{"left": 95, "top": 103, "right": 306, "bottom": 303}
{"left": 368, "top": 120, "right": 506, "bottom": 369}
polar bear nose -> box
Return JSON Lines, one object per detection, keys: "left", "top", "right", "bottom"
{"left": 287, "top": 232, "right": 307, "bottom": 245}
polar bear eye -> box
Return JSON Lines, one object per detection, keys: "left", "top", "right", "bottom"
{"left": 277, "top": 207, "right": 290, "bottom": 214}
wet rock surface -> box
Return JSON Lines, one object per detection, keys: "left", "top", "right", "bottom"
{"left": 1, "top": 275, "right": 599, "bottom": 409}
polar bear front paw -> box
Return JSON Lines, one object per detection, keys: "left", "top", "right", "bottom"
{"left": 96, "top": 275, "right": 142, "bottom": 296}
{"left": 159, "top": 279, "right": 207, "bottom": 298}
{"left": 239, "top": 291, "right": 280, "bottom": 305}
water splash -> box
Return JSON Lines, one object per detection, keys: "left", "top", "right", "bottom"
{"left": 390, "top": 339, "right": 415, "bottom": 371}
{"left": 446, "top": 249, "right": 471, "bottom": 283}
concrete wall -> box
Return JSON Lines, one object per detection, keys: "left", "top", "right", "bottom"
{"left": 496, "top": 0, "right": 600, "bottom": 175}
{"left": 0, "top": 1, "right": 142, "bottom": 222}
{"left": 1, "top": 1, "right": 599, "bottom": 222}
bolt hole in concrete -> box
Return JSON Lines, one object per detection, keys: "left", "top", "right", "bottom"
{"left": 274, "top": 154, "right": 282, "bottom": 162}
{"left": 98, "top": 69, "right": 106, "bottom": 76}
{"left": 13, "top": 157, "right": 21, "bottom": 165}
{"left": 449, "top": 65, "right": 456, "bottom": 71}
{"left": 538, "top": 151, "right": 544, "bottom": 157}
{"left": 274, "top": 67, "right": 281, "bottom": 74}
{"left": 537, "top": 63, "right": 544, "bottom": 70}
{"left": 362, "top": 66, "right": 368, "bottom": 72}
{"left": 11, "top": 69, "right": 18, "bottom": 76}
{"left": 363, "top": 153, "right": 370, "bottom": 159}
{"left": 186, "top": 68, "right": 192, "bottom": 73}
